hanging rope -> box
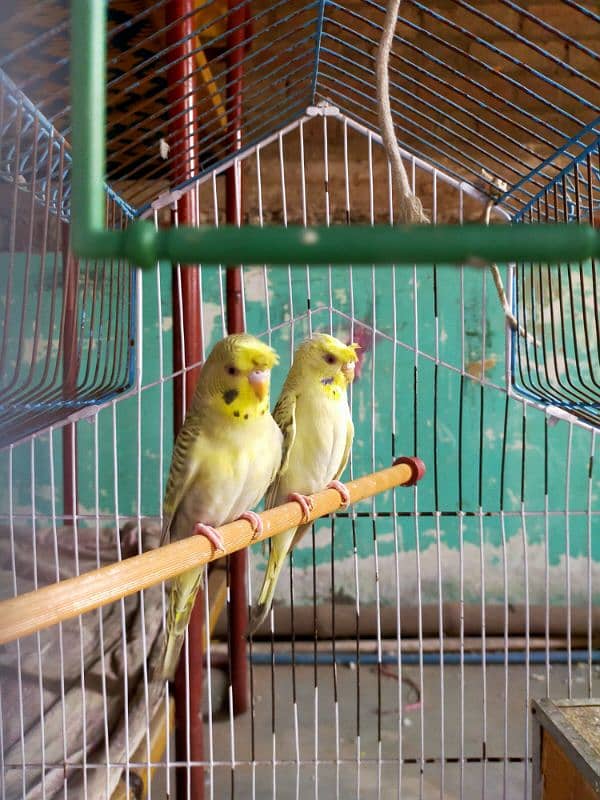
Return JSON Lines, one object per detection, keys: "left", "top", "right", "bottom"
{"left": 380, "top": 1, "right": 538, "bottom": 344}
{"left": 376, "top": 0, "right": 429, "bottom": 224}
{"left": 480, "top": 171, "right": 537, "bottom": 344}
{"left": 377, "top": 2, "right": 532, "bottom": 347}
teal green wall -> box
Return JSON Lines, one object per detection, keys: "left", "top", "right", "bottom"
{"left": 2, "top": 260, "right": 598, "bottom": 607}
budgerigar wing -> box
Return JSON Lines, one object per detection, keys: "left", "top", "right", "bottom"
{"left": 333, "top": 416, "right": 354, "bottom": 482}
{"left": 263, "top": 389, "right": 297, "bottom": 510}
{"left": 161, "top": 421, "right": 205, "bottom": 545}
{"left": 289, "top": 414, "right": 354, "bottom": 552}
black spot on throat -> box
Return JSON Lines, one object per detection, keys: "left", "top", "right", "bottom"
{"left": 233, "top": 410, "right": 240, "bottom": 417}
{"left": 223, "top": 389, "right": 238, "bottom": 405}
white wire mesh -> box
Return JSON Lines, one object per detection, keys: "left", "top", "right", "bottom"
{"left": 1, "top": 112, "right": 599, "bottom": 800}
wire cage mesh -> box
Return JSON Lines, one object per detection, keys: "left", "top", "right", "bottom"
{"left": 0, "top": 2, "right": 600, "bottom": 799}
{"left": 512, "top": 146, "right": 600, "bottom": 426}
{"left": 0, "top": 73, "right": 136, "bottom": 448}
{"left": 4, "top": 0, "right": 599, "bottom": 215}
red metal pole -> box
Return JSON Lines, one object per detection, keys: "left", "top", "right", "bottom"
{"left": 61, "top": 224, "right": 78, "bottom": 526}
{"left": 225, "top": 0, "right": 249, "bottom": 718}
{"left": 165, "top": 3, "right": 204, "bottom": 798}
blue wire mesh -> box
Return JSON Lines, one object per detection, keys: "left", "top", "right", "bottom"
{"left": 0, "top": 73, "right": 136, "bottom": 448}
{"left": 2, "top": 1, "right": 598, "bottom": 217}
{"left": 0, "top": 71, "right": 71, "bottom": 222}
{"left": 511, "top": 142, "right": 600, "bottom": 426}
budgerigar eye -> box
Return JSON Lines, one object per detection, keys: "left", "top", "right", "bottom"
{"left": 226, "top": 365, "right": 239, "bottom": 376}
{"left": 324, "top": 354, "right": 336, "bottom": 365}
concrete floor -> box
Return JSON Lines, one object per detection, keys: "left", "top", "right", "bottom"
{"left": 152, "top": 658, "right": 600, "bottom": 799}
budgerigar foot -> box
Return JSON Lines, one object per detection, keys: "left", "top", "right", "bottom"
{"left": 239, "top": 510, "right": 263, "bottom": 542}
{"left": 327, "top": 479, "right": 350, "bottom": 507}
{"left": 193, "top": 523, "right": 226, "bottom": 553}
{"left": 288, "top": 492, "right": 314, "bottom": 524}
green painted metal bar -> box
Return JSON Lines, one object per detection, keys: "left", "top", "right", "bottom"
{"left": 70, "top": 0, "right": 110, "bottom": 255}
{"left": 69, "top": 0, "right": 600, "bottom": 268}
{"left": 114, "top": 221, "right": 599, "bottom": 268}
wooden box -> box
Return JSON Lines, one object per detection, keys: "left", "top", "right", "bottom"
{"left": 532, "top": 698, "right": 600, "bottom": 799}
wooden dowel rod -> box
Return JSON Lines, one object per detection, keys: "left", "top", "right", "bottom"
{"left": 0, "top": 459, "right": 423, "bottom": 646}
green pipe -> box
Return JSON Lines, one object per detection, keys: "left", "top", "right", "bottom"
{"left": 117, "top": 220, "right": 599, "bottom": 268}
{"left": 69, "top": 0, "right": 600, "bottom": 268}
{"left": 70, "top": 0, "right": 111, "bottom": 255}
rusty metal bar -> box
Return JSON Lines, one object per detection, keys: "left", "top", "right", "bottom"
{"left": 225, "top": 0, "right": 249, "bottom": 718}
{"left": 61, "top": 232, "right": 79, "bottom": 526}
{"left": 165, "top": 2, "right": 204, "bottom": 797}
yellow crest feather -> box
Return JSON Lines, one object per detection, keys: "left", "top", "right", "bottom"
{"left": 297, "top": 332, "right": 360, "bottom": 364}
{"left": 208, "top": 333, "right": 279, "bottom": 371}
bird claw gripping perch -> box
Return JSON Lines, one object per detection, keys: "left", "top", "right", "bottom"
{"left": 239, "top": 510, "right": 263, "bottom": 542}
{"left": 326, "top": 479, "right": 351, "bottom": 507}
{"left": 288, "top": 492, "right": 315, "bottom": 524}
{"left": 193, "top": 522, "right": 226, "bottom": 553}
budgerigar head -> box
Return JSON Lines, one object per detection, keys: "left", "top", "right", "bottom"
{"left": 193, "top": 333, "right": 278, "bottom": 420}
{"left": 292, "top": 333, "right": 360, "bottom": 390}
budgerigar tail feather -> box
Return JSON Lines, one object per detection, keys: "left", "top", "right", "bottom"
{"left": 161, "top": 566, "right": 204, "bottom": 681}
{"left": 247, "top": 567, "right": 282, "bottom": 635}
{"left": 162, "top": 630, "right": 186, "bottom": 683}
{"left": 248, "top": 529, "right": 296, "bottom": 636}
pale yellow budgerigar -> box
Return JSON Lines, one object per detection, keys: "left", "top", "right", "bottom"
{"left": 248, "top": 333, "right": 359, "bottom": 634}
{"left": 161, "top": 333, "right": 283, "bottom": 680}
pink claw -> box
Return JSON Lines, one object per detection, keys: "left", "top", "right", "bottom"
{"left": 193, "top": 523, "right": 226, "bottom": 553}
{"left": 239, "top": 510, "right": 263, "bottom": 541}
{"left": 327, "top": 479, "right": 350, "bottom": 506}
{"left": 288, "top": 492, "right": 314, "bottom": 524}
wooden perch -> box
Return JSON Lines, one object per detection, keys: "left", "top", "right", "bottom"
{"left": 0, "top": 458, "right": 424, "bottom": 646}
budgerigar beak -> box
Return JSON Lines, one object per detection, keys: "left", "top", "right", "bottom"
{"left": 248, "top": 369, "right": 270, "bottom": 401}
{"left": 341, "top": 361, "right": 356, "bottom": 383}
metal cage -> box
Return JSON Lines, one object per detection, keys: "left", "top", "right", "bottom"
{"left": 0, "top": 2, "right": 599, "bottom": 799}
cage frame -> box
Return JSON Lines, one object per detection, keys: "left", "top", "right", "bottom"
{"left": 1, "top": 3, "right": 600, "bottom": 796}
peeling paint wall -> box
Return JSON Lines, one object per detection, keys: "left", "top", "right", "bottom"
{"left": 16, "top": 259, "right": 591, "bottom": 615}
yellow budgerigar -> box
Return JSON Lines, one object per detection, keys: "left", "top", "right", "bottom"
{"left": 248, "top": 333, "right": 359, "bottom": 634}
{"left": 161, "top": 333, "right": 283, "bottom": 680}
